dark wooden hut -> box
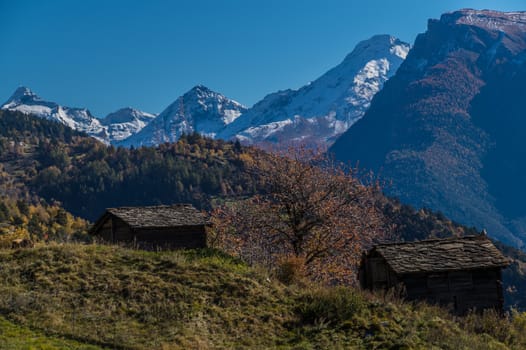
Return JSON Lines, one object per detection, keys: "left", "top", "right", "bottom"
{"left": 359, "top": 235, "right": 510, "bottom": 314}
{"left": 89, "top": 204, "right": 207, "bottom": 249}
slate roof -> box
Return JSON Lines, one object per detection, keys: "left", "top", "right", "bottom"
{"left": 106, "top": 204, "right": 205, "bottom": 228}
{"left": 370, "top": 235, "right": 510, "bottom": 275}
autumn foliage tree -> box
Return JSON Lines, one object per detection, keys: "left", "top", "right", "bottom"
{"left": 210, "top": 147, "right": 388, "bottom": 284}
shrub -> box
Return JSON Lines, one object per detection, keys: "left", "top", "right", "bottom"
{"left": 297, "top": 287, "right": 366, "bottom": 326}
{"left": 275, "top": 255, "right": 306, "bottom": 285}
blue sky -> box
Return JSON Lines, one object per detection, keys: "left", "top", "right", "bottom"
{"left": 1, "top": 0, "right": 524, "bottom": 117}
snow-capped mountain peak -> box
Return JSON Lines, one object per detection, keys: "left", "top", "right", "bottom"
{"left": 217, "top": 34, "right": 410, "bottom": 146}
{"left": 1, "top": 87, "right": 155, "bottom": 144}
{"left": 117, "top": 85, "right": 247, "bottom": 147}
{"left": 5, "top": 86, "right": 42, "bottom": 105}
{"left": 2, "top": 35, "right": 409, "bottom": 149}
{"left": 102, "top": 107, "right": 156, "bottom": 125}
{"left": 1, "top": 86, "right": 103, "bottom": 136}
{"left": 342, "top": 35, "right": 408, "bottom": 64}
{"left": 101, "top": 107, "right": 157, "bottom": 142}
{"left": 2, "top": 86, "right": 58, "bottom": 114}
{"left": 183, "top": 85, "right": 246, "bottom": 124}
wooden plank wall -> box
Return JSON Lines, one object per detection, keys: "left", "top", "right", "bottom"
{"left": 402, "top": 268, "right": 502, "bottom": 313}
{"left": 97, "top": 217, "right": 113, "bottom": 241}
{"left": 112, "top": 216, "right": 134, "bottom": 242}
{"left": 135, "top": 226, "right": 207, "bottom": 249}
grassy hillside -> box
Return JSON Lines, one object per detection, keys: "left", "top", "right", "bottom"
{"left": 1, "top": 243, "right": 526, "bottom": 349}
{"left": 0, "top": 316, "right": 101, "bottom": 350}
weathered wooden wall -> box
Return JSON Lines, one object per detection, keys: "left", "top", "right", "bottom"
{"left": 112, "top": 216, "right": 134, "bottom": 242}
{"left": 360, "top": 252, "right": 399, "bottom": 291}
{"left": 97, "top": 217, "right": 112, "bottom": 241}
{"left": 134, "top": 226, "right": 207, "bottom": 249}
{"left": 402, "top": 268, "right": 503, "bottom": 313}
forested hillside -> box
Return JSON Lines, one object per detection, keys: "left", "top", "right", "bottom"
{"left": 2, "top": 108, "right": 526, "bottom": 310}
{"left": 330, "top": 9, "right": 526, "bottom": 248}
{"left": 0, "top": 109, "right": 259, "bottom": 221}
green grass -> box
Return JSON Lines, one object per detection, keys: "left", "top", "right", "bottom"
{"left": 0, "top": 243, "right": 524, "bottom": 349}
{"left": 0, "top": 315, "right": 102, "bottom": 349}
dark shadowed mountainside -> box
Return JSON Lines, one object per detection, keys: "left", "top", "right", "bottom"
{"left": 331, "top": 9, "right": 526, "bottom": 247}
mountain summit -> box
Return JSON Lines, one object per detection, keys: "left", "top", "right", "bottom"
{"left": 218, "top": 35, "right": 410, "bottom": 146}
{"left": 2, "top": 35, "right": 409, "bottom": 148}
{"left": 5, "top": 86, "right": 42, "bottom": 104}
{"left": 101, "top": 107, "right": 156, "bottom": 142}
{"left": 1, "top": 87, "right": 155, "bottom": 144}
{"left": 117, "top": 85, "right": 247, "bottom": 147}
{"left": 1, "top": 87, "right": 106, "bottom": 140}
{"left": 331, "top": 9, "right": 526, "bottom": 247}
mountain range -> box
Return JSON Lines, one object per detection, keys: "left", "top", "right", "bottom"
{"left": 331, "top": 9, "right": 526, "bottom": 247}
{"left": 2, "top": 34, "right": 409, "bottom": 149}
{"left": 117, "top": 85, "right": 248, "bottom": 147}
{"left": 218, "top": 35, "right": 409, "bottom": 146}
{"left": 3, "top": 9, "right": 526, "bottom": 249}
{"left": 1, "top": 87, "right": 156, "bottom": 144}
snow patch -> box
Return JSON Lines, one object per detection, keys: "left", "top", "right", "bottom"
{"left": 1, "top": 87, "right": 155, "bottom": 144}
{"left": 219, "top": 34, "right": 410, "bottom": 146}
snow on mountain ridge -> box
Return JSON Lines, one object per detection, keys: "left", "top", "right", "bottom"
{"left": 444, "top": 9, "right": 526, "bottom": 31}
{"left": 102, "top": 107, "right": 156, "bottom": 125}
{"left": 1, "top": 87, "right": 107, "bottom": 140}
{"left": 2, "top": 34, "right": 409, "bottom": 148}
{"left": 3, "top": 87, "right": 57, "bottom": 114}
{"left": 1, "top": 87, "right": 155, "bottom": 144}
{"left": 5, "top": 86, "right": 43, "bottom": 104}
{"left": 218, "top": 34, "right": 410, "bottom": 146}
{"left": 100, "top": 107, "right": 157, "bottom": 142}
{"left": 117, "top": 85, "right": 247, "bottom": 147}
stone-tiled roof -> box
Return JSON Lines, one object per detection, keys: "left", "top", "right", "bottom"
{"left": 371, "top": 235, "right": 510, "bottom": 275}
{"left": 107, "top": 204, "right": 205, "bottom": 228}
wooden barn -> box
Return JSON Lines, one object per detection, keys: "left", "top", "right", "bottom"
{"left": 89, "top": 204, "right": 207, "bottom": 249}
{"left": 359, "top": 235, "right": 510, "bottom": 314}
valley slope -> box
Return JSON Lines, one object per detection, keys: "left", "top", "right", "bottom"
{"left": 331, "top": 9, "right": 526, "bottom": 247}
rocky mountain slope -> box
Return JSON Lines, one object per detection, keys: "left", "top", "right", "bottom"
{"left": 117, "top": 85, "right": 247, "bottom": 147}
{"left": 1, "top": 87, "right": 107, "bottom": 140}
{"left": 2, "top": 34, "right": 408, "bottom": 149}
{"left": 1, "top": 87, "right": 155, "bottom": 144}
{"left": 100, "top": 107, "right": 156, "bottom": 142}
{"left": 331, "top": 9, "right": 526, "bottom": 247}
{"left": 218, "top": 35, "right": 410, "bottom": 146}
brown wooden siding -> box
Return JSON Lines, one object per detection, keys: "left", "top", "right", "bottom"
{"left": 399, "top": 268, "right": 503, "bottom": 314}
{"left": 98, "top": 218, "right": 112, "bottom": 242}
{"left": 134, "top": 226, "right": 206, "bottom": 249}
{"left": 112, "top": 217, "right": 134, "bottom": 242}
